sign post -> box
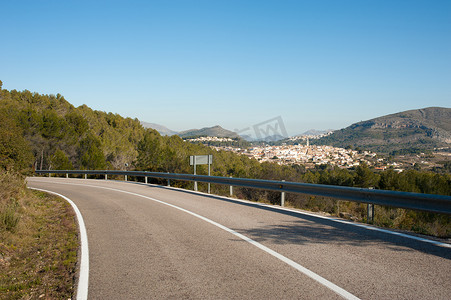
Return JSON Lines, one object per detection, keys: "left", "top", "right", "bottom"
{"left": 190, "top": 155, "right": 213, "bottom": 193}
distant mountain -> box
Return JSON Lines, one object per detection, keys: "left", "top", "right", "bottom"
{"left": 317, "top": 107, "right": 451, "bottom": 153}
{"left": 140, "top": 122, "right": 178, "bottom": 136}
{"left": 302, "top": 129, "right": 334, "bottom": 136}
{"left": 258, "top": 134, "right": 287, "bottom": 142}
{"left": 178, "top": 125, "right": 240, "bottom": 139}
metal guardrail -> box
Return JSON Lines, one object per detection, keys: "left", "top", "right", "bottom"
{"left": 34, "top": 169, "right": 451, "bottom": 215}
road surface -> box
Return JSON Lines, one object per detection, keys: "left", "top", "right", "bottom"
{"left": 27, "top": 177, "right": 451, "bottom": 299}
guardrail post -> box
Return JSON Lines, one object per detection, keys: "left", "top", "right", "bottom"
{"left": 84, "top": 174, "right": 87, "bottom": 179}
{"left": 145, "top": 176, "right": 148, "bottom": 184}
{"left": 281, "top": 180, "right": 285, "bottom": 207}
{"left": 66, "top": 173, "right": 69, "bottom": 178}
{"left": 208, "top": 163, "right": 211, "bottom": 194}
{"left": 367, "top": 204, "right": 374, "bottom": 223}
{"left": 193, "top": 159, "right": 198, "bottom": 191}
{"left": 105, "top": 174, "right": 108, "bottom": 180}
{"left": 125, "top": 175, "right": 128, "bottom": 181}
{"left": 230, "top": 176, "right": 233, "bottom": 196}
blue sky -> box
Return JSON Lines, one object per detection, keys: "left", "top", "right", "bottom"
{"left": 1, "top": 0, "right": 450, "bottom": 135}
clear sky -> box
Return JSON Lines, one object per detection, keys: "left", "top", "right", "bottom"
{"left": 1, "top": 0, "right": 450, "bottom": 136}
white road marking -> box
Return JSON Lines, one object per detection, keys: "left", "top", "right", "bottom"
{"left": 173, "top": 185, "right": 451, "bottom": 249}
{"left": 29, "top": 179, "right": 359, "bottom": 300}
{"left": 32, "top": 178, "right": 451, "bottom": 249}
{"left": 29, "top": 187, "right": 89, "bottom": 300}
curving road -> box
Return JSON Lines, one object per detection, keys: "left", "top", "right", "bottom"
{"left": 27, "top": 177, "right": 451, "bottom": 300}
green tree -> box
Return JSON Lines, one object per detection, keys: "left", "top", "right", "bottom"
{"left": 65, "top": 111, "right": 89, "bottom": 135}
{"left": 40, "top": 110, "right": 68, "bottom": 139}
{"left": 378, "top": 169, "right": 400, "bottom": 190}
{"left": 354, "top": 163, "right": 379, "bottom": 188}
{"left": 326, "top": 167, "right": 354, "bottom": 186}
{"left": 77, "top": 134, "right": 107, "bottom": 170}
{"left": 136, "top": 130, "right": 164, "bottom": 171}
{"left": 51, "top": 149, "right": 73, "bottom": 170}
{"left": 0, "top": 110, "right": 33, "bottom": 173}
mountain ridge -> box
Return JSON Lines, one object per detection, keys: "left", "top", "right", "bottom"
{"left": 178, "top": 125, "right": 240, "bottom": 138}
{"left": 316, "top": 107, "right": 451, "bottom": 153}
{"left": 140, "top": 121, "right": 177, "bottom": 136}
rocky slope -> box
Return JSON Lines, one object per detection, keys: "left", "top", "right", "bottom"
{"left": 317, "top": 107, "right": 451, "bottom": 153}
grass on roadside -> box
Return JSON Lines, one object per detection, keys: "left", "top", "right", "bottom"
{"left": 0, "top": 172, "right": 78, "bottom": 300}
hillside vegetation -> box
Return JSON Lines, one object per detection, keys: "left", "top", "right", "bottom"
{"left": 1, "top": 81, "right": 78, "bottom": 298}
{"left": 0, "top": 81, "right": 450, "bottom": 237}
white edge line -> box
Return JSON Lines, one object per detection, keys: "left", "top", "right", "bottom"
{"left": 29, "top": 187, "right": 89, "bottom": 300}
{"left": 31, "top": 178, "right": 451, "bottom": 249}
{"left": 159, "top": 183, "right": 451, "bottom": 249}
{"left": 30, "top": 180, "right": 359, "bottom": 300}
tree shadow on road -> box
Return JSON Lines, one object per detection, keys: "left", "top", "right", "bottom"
{"left": 141, "top": 183, "right": 451, "bottom": 260}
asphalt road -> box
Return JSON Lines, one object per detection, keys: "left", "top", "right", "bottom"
{"left": 27, "top": 177, "right": 451, "bottom": 300}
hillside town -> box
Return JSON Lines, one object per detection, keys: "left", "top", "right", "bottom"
{"left": 185, "top": 126, "right": 450, "bottom": 172}
{"left": 287, "top": 131, "right": 333, "bottom": 142}
{"left": 211, "top": 142, "right": 383, "bottom": 169}
{"left": 185, "top": 136, "right": 235, "bottom": 143}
